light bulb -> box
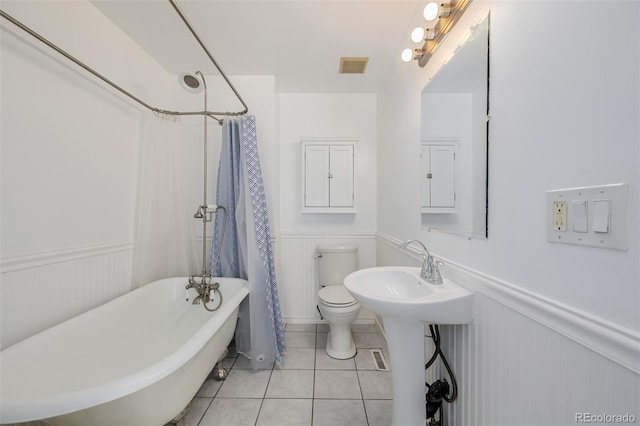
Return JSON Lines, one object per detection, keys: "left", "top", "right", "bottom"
{"left": 401, "top": 48, "right": 413, "bottom": 63}
{"left": 423, "top": 2, "right": 439, "bottom": 21}
{"left": 411, "top": 27, "right": 425, "bottom": 43}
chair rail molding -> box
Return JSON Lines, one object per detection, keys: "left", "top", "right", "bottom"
{"left": 1, "top": 240, "right": 134, "bottom": 273}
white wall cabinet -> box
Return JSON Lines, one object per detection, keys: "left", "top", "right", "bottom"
{"left": 302, "top": 140, "right": 355, "bottom": 213}
{"left": 421, "top": 143, "right": 456, "bottom": 212}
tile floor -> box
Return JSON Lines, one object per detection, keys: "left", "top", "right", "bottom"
{"left": 181, "top": 323, "right": 393, "bottom": 426}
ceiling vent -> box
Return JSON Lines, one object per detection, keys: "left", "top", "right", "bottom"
{"left": 339, "top": 57, "right": 369, "bottom": 74}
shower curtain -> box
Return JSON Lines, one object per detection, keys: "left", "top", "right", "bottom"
{"left": 210, "top": 115, "right": 286, "bottom": 368}
{"left": 132, "top": 116, "right": 198, "bottom": 288}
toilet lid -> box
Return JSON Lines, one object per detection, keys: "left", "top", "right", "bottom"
{"left": 319, "top": 286, "right": 357, "bottom": 306}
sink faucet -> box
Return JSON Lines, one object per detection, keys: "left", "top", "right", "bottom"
{"left": 398, "top": 239, "right": 443, "bottom": 285}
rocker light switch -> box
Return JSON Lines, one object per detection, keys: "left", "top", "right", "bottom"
{"left": 593, "top": 200, "right": 610, "bottom": 233}
{"left": 572, "top": 200, "right": 587, "bottom": 233}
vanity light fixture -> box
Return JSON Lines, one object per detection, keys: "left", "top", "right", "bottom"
{"left": 402, "top": 0, "right": 473, "bottom": 67}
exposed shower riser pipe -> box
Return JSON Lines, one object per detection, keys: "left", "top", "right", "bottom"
{"left": 198, "top": 71, "right": 209, "bottom": 276}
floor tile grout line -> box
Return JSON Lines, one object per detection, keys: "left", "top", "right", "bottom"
{"left": 354, "top": 366, "right": 371, "bottom": 426}
{"left": 195, "top": 395, "right": 215, "bottom": 426}
{"left": 253, "top": 356, "right": 277, "bottom": 425}
{"left": 311, "top": 325, "right": 318, "bottom": 426}
{"left": 196, "top": 353, "right": 235, "bottom": 425}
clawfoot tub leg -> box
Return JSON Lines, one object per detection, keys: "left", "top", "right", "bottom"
{"left": 213, "top": 348, "right": 229, "bottom": 381}
{"left": 214, "top": 359, "right": 228, "bottom": 380}
{"left": 168, "top": 402, "right": 191, "bottom": 426}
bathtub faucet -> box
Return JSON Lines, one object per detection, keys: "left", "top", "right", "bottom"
{"left": 398, "top": 239, "right": 443, "bottom": 285}
{"left": 186, "top": 274, "right": 221, "bottom": 307}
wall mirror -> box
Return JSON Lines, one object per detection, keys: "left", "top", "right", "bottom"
{"left": 420, "top": 14, "right": 489, "bottom": 239}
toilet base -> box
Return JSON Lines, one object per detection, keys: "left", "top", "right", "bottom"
{"left": 326, "top": 331, "right": 356, "bottom": 359}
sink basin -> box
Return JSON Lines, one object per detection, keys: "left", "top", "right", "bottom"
{"left": 344, "top": 266, "right": 473, "bottom": 324}
{"left": 344, "top": 266, "right": 474, "bottom": 426}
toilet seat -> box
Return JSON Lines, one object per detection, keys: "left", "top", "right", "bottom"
{"left": 318, "top": 286, "right": 358, "bottom": 308}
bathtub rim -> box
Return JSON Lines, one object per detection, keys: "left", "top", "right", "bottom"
{"left": 0, "top": 276, "right": 249, "bottom": 423}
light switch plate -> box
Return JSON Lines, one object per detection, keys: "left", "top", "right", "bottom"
{"left": 547, "top": 183, "right": 627, "bottom": 251}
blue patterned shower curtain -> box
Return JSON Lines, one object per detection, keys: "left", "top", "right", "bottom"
{"left": 210, "top": 115, "right": 286, "bottom": 368}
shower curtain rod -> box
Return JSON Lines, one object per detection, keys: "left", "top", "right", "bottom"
{"left": 0, "top": 0, "right": 248, "bottom": 124}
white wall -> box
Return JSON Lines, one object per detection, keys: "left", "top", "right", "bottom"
{"left": 277, "top": 93, "right": 377, "bottom": 322}
{"left": 279, "top": 93, "right": 377, "bottom": 234}
{"left": 377, "top": 0, "right": 639, "bottom": 423}
{"left": 378, "top": 0, "right": 639, "bottom": 333}
{"left": 0, "top": 0, "right": 174, "bottom": 348}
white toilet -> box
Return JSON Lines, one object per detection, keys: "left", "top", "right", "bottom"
{"left": 316, "top": 245, "right": 360, "bottom": 359}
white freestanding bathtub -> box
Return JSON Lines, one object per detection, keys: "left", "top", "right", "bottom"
{"left": 0, "top": 276, "right": 248, "bottom": 426}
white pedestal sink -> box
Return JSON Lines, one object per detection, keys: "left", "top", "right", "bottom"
{"left": 344, "top": 266, "right": 473, "bottom": 426}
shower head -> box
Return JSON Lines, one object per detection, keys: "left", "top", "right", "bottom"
{"left": 194, "top": 205, "right": 205, "bottom": 219}
{"left": 179, "top": 72, "right": 203, "bottom": 94}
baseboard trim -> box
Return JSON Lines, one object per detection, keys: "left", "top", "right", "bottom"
{"left": 374, "top": 317, "right": 386, "bottom": 341}
{"left": 376, "top": 232, "right": 640, "bottom": 374}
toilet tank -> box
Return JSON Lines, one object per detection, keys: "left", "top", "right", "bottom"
{"left": 316, "top": 245, "right": 358, "bottom": 287}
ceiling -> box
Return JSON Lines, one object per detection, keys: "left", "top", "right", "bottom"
{"left": 90, "top": 0, "right": 422, "bottom": 93}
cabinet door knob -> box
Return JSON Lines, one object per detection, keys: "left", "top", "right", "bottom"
{"left": 328, "top": 173, "right": 333, "bottom": 179}
{"left": 427, "top": 173, "right": 433, "bottom": 179}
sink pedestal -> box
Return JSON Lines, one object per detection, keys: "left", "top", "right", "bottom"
{"left": 384, "top": 318, "right": 426, "bottom": 426}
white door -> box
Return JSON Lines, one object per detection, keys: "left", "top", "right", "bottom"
{"left": 429, "top": 145, "right": 455, "bottom": 207}
{"left": 304, "top": 145, "right": 330, "bottom": 207}
{"left": 421, "top": 144, "right": 455, "bottom": 208}
{"left": 328, "top": 145, "right": 354, "bottom": 207}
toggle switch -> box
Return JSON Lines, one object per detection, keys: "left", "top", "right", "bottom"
{"left": 572, "top": 200, "right": 588, "bottom": 233}
{"left": 592, "top": 199, "right": 610, "bottom": 233}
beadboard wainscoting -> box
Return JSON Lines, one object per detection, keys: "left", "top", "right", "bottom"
{"left": 377, "top": 233, "right": 640, "bottom": 426}
{"left": 0, "top": 242, "right": 133, "bottom": 349}
{"left": 277, "top": 233, "right": 377, "bottom": 323}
